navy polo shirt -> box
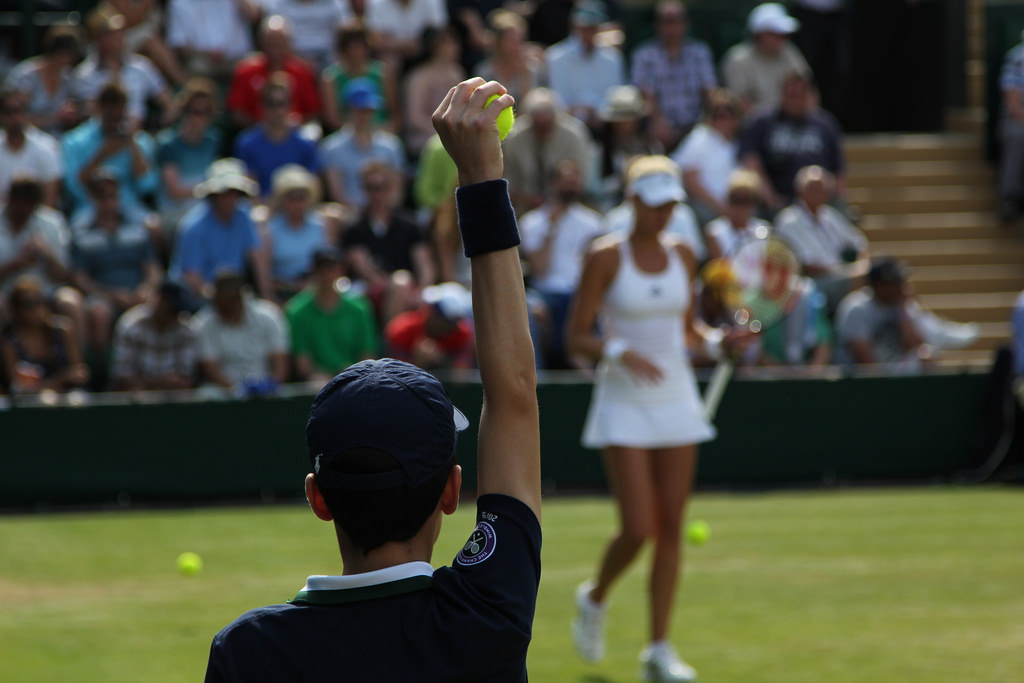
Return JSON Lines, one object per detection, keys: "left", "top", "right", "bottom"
{"left": 204, "top": 494, "right": 542, "bottom": 682}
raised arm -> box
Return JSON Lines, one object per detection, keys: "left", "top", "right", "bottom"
{"left": 432, "top": 78, "right": 541, "bottom": 521}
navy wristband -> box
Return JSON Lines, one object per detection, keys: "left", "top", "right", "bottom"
{"left": 455, "top": 179, "right": 521, "bottom": 258}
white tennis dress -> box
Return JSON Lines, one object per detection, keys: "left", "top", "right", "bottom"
{"left": 581, "top": 235, "right": 716, "bottom": 449}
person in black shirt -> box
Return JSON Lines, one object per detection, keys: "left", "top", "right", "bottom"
{"left": 341, "top": 159, "right": 435, "bottom": 323}
{"left": 205, "top": 78, "right": 541, "bottom": 683}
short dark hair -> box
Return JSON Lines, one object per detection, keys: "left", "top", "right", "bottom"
{"left": 98, "top": 82, "right": 128, "bottom": 106}
{"left": 42, "top": 24, "right": 83, "bottom": 58}
{"left": 318, "top": 447, "right": 452, "bottom": 554}
{"left": 8, "top": 177, "right": 43, "bottom": 205}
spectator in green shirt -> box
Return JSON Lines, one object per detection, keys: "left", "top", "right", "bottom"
{"left": 286, "top": 246, "right": 378, "bottom": 385}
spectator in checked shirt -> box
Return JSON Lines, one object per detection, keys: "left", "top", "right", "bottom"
{"left": 109, "top": 280, "right": 197, "bottom": 391}
{"left": 630, "top": 0, "right": 717, "bottom": 151}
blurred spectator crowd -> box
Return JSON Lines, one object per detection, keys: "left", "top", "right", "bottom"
{"left": 0, "top": 0, "right": 978, "bottom": 399}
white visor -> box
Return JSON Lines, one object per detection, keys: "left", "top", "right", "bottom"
{"left": 631, "top": 172, "right": 685, "bottom": 207}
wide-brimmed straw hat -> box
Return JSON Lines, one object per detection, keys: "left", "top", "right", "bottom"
{"left": 194, "top": 158, "right": 258, "bottom": 198}
{"left": 271, "top": 164, "right": 321, "bottom": 206}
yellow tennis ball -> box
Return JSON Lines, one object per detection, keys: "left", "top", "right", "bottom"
{"left": 686, "top": 519, "right": 710, "bottom": 546}
{"left": 485, "top": 94, "right": 515, "bottom": 140}
{"left": 176, "top": 551, "right": 203, "bottom": 577}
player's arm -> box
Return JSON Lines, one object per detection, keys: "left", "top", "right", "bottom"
{"left": 433, "top": 78, "right": 540, "bottom": 521}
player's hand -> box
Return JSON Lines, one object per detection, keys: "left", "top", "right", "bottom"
{"left": 622, "top": 350, "right": 663, "bottom": 384}
{"left": 432, "top": 78, "right": 512, "bottom": 187}
{"left": 723, "top": 326, "right": 759, "bottom": 357}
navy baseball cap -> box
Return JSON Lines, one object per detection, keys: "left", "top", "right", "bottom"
{"left": 306, "top": 359, "right": 469, "bottom": 490}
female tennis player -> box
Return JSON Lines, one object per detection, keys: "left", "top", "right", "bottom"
{"left": 567, "top": 155, "right": 739, "bottom": 683}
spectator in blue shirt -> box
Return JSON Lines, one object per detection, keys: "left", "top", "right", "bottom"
{"left": 61, "top": 82, "right": 158, "bottom": 226}
{"left": 155, "top": 78, "right": 222, "bottom": 251}
{"left": 233, "top": 73, "right": 319, "bottom": 200}
{"left": 260, "top": 164, "right": 331, "bottom": 302}
{"left": 319, "top": 78, "right": 406, "bottom": 210}
{"left": 545, "top": 0, "right": 626, "bottom": 135}
{"left": 71, "top": 169, "right": 161, "bottom": 356}
{"left": 170, "top": 158, "right": 272, "bottom": 300}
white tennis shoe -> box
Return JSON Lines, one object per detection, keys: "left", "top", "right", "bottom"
{"left": 639, "top": 642, "right": 697, "bottom": 682}
{"left": 572, "top": 580, "right": 606, "bottom": 662}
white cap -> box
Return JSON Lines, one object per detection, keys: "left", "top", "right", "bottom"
{"left": 748, "top": 3, "right": 799, "bottom": 34}
{"left": 422, "top": 282, "right": 473, "bottom": 322}
{"left": 630, "top": 172, "right": 685, "bottom": 207}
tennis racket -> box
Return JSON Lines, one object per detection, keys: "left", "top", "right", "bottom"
{"left": 701, "top": 227, "right": 802, "bottom": 421}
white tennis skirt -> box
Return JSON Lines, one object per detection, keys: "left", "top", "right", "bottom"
{"left": 581, "top": 357, "right": 716, "bottom": 450}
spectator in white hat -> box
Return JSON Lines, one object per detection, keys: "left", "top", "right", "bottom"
{"left": 170, "top": 158, "right": 272, "bottom": 300}
{"left": 722, "top": 2, "right": 811, "bottom": 114}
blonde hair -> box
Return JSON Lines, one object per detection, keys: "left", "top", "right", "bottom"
{"left": 624, "top": 155, "right": 680, "bottom": 187}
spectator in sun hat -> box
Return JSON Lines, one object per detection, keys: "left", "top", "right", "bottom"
{"left": 722, "top": 2, "right": 811, "bottom": 114}
{"left": 260, "top": 164, "right": 330, "bottom": 301}
{"left": 109, "top": 279, "right": 198, "bottom": 391}
{"left": 385, "top": 281, "right": 475, "bottom": 370}
{"left": 319, "top": 77, "right": 406, "bottom": 210}
{"left": 170, "top": 158, "right": 272, "bottom": 300}
{"left": 545, "top": 0, "right": 626, "bottom": 135}
{"left": 595, "top": 84, "right": 657, "bottom": 210}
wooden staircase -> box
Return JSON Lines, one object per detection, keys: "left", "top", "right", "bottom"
{"left": 835, "top": 0, "right": 1024, "bottom": 370}
{"left": 844, "top": 133, "right": 1023, "bottom": 369}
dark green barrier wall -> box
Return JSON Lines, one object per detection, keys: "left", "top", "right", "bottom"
{"left": 0, "top": 371, "right": 989, "bottom": 508}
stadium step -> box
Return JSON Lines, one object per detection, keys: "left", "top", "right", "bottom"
{"left": 844, "top": 134, "right": 982, "bottom": 163}
{"left": 843, "top": 129, "right": 1020, "bottom": 368}
{"left": 858, "top": 211, "right": 1009, "bottom": 241}
{"left": 847, "top": 185, "right": 998, "bottom": 215}
{"left": 915, "top": 291, "right": 1020, "bottom": 323}
{"left": 870, "top": 238, "right": 1024, "bottom": 267}
{"left": 846, "top": 160, "right": 993, "bottom": 188}
{"left": 906, "top": 264, "right": 1024, "bottom": 295}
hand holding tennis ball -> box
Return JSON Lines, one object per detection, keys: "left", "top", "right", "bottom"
{"left": 433, "top": 79, "right": 513, "bottom": 185}
{"left": 485, "top": 94, "right": 515, "bottom": 140}
{"left": 177, "top": 551, "right": 203, "bottom": 577}
{"left": 686, "top": 519, "right": 710, "bottom": 546}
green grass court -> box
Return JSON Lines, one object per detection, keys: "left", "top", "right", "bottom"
{"left": 1, "top": 487, "right": 1022, "bottom": 682}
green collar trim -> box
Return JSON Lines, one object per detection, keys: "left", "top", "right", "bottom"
{"left": 290, "top": 575, "right": 434, "bottom": 605}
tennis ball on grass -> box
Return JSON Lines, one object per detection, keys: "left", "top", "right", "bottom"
{"left": 485, "top": 94, "right": 515, "bottom": 140}
{"left": 686, "top": 520, "right": 710, "bottom": 546}
{"left": 176, "top": 551, "right": 203, "bottom": 577}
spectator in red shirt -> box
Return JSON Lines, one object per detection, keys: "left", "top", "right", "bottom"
{"left": 385, "top": 281, "right": 475, "bottom": 370}
{"left": 226, "top": 14, "right": 322, "bottom": 127}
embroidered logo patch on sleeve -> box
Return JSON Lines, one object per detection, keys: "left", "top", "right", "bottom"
{"left": 456, "top": 521, "right": 497, "bottom": 566}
